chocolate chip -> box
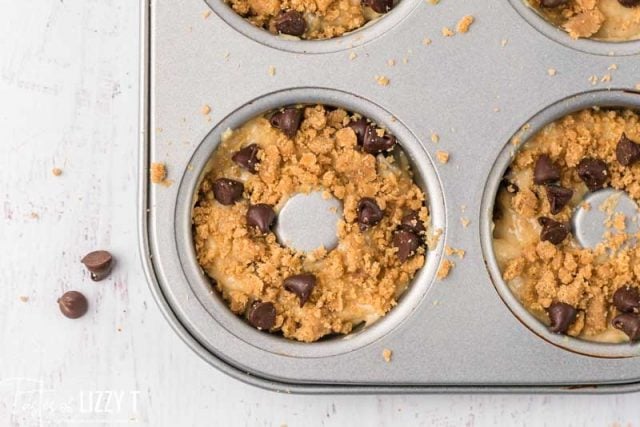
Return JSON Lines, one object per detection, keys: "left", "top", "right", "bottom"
{"left": 618, "top": 0, "right": 640, "bottom": 7}
{"left": 577, "top": 158, "right": 608, "bottom": 191}
{"left": 284, "top": 274, "right": 317, "bottom": 306}
{"left": 545, "top": 184, "right": 573, "bottom": 215}
{"left": 274, "top": 10, "right": 307, "bottom": 37}
{"left": 393, "top": 230, "right": 421, "bottom": 262}
{"left": 270, "top": 107, "right": 304, "bottom": 138}
{"left": 213, "top": 178, "right": 244, "bottom": 205}
{"left": 362, "top": 126, "right": 397, "bottom": 155}
{"left": 357, "top": 198, "right": 383, "bottom": 230}
{"left": 616, "top": 134, "right": 640, "bottom": 166}
{"left": 347, "top": 118, "right": 369, "bottom": 145}
{"left": 247, "top": 204, "right": 276, "bottom": 234}
{"left": 81, "top": 250, "right": 113, "bottom": 281}
{"left": 363, "top": 0, "right": 394, "bottom": 13}
{"left": 540, "top": 0, "right": 568, "bottom": 6}
{"left": 232, "top": 144, "right": 260, "bottom": 173}
{"left": 400, "top": 211, "right": 425, "bottom": 235}
{"left": 246, "top": 301, "right": 276, "bottom": 330}
{"left": 613, "top": 286, "right": 640, "bottom": 313}
{"left": 534, "top": 155, "right": 560, "bottom": 185}
{"left": 613, "top": 313, "right": 640, "bottom": 341}
{"left": 538, "top": 217, "right": 569, "bottom": 245}
{"left": 547, "top": 302, "right": 577, "bottom": 334}
{"left": 58, "top": 291, "right": 89, "bottom": 319}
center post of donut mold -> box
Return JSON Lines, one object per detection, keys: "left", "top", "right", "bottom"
{"left": 274, "top": 190, "right": 343, "bottom": 253}
{"left": 573, "top": 188, "right": 640, "bottom": 249}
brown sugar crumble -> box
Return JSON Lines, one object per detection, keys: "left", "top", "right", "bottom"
{"left": 437, "top": 259, "right": 454, "bottom": 280}
{"left": 52, "top": 167, "right": 63, "bottom": 177}
{"left": 436, "top": 150, "right": 449, "bottom": 164}
{"left": 456, "top": 15, "right": 475, "bottom": 33}
{"left": 150, "top": 162, "right": 171, "bottom": 186}
{"left": 382, "top": 348, "right": 393, "bottom": 363}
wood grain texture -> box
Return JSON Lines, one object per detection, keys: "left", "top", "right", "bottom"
{"left": 0, "top": 1, "right": 638, "bottom": 426}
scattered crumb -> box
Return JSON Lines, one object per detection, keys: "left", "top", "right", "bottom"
{"left": 387, "top": 59, "right": 396, "bottom": 67}
{"left": 608, "top": 64, "right": 618, "bottom": 70}
{"left": 601, "top": 74, "right": 612, "bottom": 83}
{"left": 437, "top": 259, "right": 454, "bottom": 280}
{"left": 547, "top": 68, "right": 557, "bottom": 76}
{"left": 436, "top": 150, "right": 449, "bottom": 164}
{"left": 441, "top": 27, "right": 454, "bottom": 37}
{"left": 203, "top": 10, "right": 211, "bottom": 19}
{"left": 445, "top": 246, "right": 466, "bottom": 259}
{"left": 581, "top": 202, "right": 592, "bottom": 211}
{"left": 422, "top": 37, "right": 432, "bottom": 46}
{"left": 375, "top": 75, "right": 390, "bottom": 86}
{"left": 349, "top": 51, "right": 357, "bottom": 60}
{"left": 501, "top": 39, "right": 509, "bottom": 47}
{"left": 201, "top": 104, "right": 211, "bottom": 115}
{"left": 461, "top": 217, "right": 470, "bottom": 228}
{"left": 19, "top": 296, "right": 29, "bottom": 303}
{"left": 456, "top": 15, "right": 474, "bottom": 33}
{"left": 430, "top": 132, "right": 440, "bottom": 143}
{"left": 426, "top": 0, "right": 439, "bottom": 4}
{"left": 382, "top": 348, "right": 393, "bottom": 363}
{"left": 150, "top": 162, "right": 172, "bottom": 187}
{"left": 268, "top": 66, "right": 276, "bottom": 77}
{"left": 52, "top": 167, "right": 63, "bottom": 177}
{"left": 589, "top": 75, "right": 598, "bottom": 85}
{"left": 30, "top": 212, "right": 39, "bottom": 219}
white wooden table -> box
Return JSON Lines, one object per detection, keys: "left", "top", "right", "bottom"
{"left": 1, "top": 1, "right": 639, "bottom": 425}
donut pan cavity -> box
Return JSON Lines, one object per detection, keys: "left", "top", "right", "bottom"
{"left": 140, "top": 0, "right": 640, "bottom": 392}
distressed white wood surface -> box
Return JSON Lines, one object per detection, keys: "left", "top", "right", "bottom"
{"left": 1, "top": 1, "right": 639, "bottom": 426}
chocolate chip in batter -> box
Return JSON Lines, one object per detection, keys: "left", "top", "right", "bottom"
{"left": 363, "top": 126, "right": 397, "bottom": 155}
{"left": 540, "top": 0, "right": 568, "bottom": 6}
{"left": 347, "top": 118, "right": 369, "bottom": 146}
{"left": 393, "top": 230, "right": 421, "bottom": 262}
{"left": 534, "top": 154, "right": 560, "bottom": 184}
{"left": 247, "top": 204, "right": 276, "bottom": 234}
{"left": 81, "top": 250, "right": 113, "bottom": 281}
{"left": 213, "top": 178, "right": 244, "bottom": 205}
{"left": 613, "top": 286, "right": 640, "bottom": 313}
{"left": 247, "top": 301, "right": 276, "bottom": 330}
{"left": 538, "top": 217, "right": 569, "bottom": 245}
{"left": 270, "top": 107, "right": 304, "bottom": 138}
{"left": 545, "top": 184, "right": 573, "bottom": 215}
{"left": 232, "top": 144, "right": 260, "bottom": 173}
{"left": 400, "top": 211, "right": 426, "bottom": 235}
{"left": 577, "top": 158, "right": 608, "bottom": 191}
{"left": 547, "top": 302, "right": 577, "bottom": 334}
{"left": 58, "top": 291, "right": 89, "bottom": 319}
{"left": 363, "top": 0, "right": 394, "bottom": 13}
{"left": 613, "top": 313, "right": 640, "bottom": 341}
{"left": 618, "top": 0, "right": 640, "bottom": 7}
{"left": 284, "top": 274, "right": 317, "bottom": 306}
{"left": 357, "top": 198, "right": 383, "bottom": 230}
{"left": 274, "top": 11, "right": 307, "bottom": 37}
{"left": 616, "top": 134, "right": 640, "bottom": 166}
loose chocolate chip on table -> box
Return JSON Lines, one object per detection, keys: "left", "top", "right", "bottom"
{"left": 357, "top": 198, "right": 384, "bottom": 230}
{"left": 81, "top": 250, "right": 113, "bottom": 281}
{"left": 547, "top": 301, "right": 578, "bottom": 334}
{"left": 58, "top": 291, "right": 89, "bottom": 319}
{"left": 274, "top": 11, "right": 307, "bottom": 37}
{"left": 613, "top": 286, "right": 640, "bottom": 313}
{"left": 613, "top": 313, "right": 640, "bottom": 341}
{"left": 246, "top": 204, "right": 276, "bottom": 234}
{"left": 618, "top": 0, "right": 640, "bottom": 7}
{"left": 270, "top": 107, "right": 303, "bottom": 138}
{"left": 393, "top": 230, "right": 421, "bottom": 262}
{"left": 232, "top": 144, "right": 260, "bottom": 173}
{"left": 347, "top": 118, "right": 369, "bottom": 146}
{"left": 363, "top": 0, "right": 394, "bottom": 13}
{"left": 284, "top": 274, "right": 317, "bottom": 306}
{"left": 538, "top": 217, "right": 569, "bottom": 245}
{"left": 213, "top": 178, "right": 244, "bottom": 205}
{"left": 400, "top": 211, "right": 425, "bottom": 235}
{"left": 577, "top": 158, "right": 608, "bottom": 191}
{"left": 247, "top": 301, "right": 276, "bottom": 330}
{"left": 534, "top": 154, "right": 561, "bottom": 184}
{"left": 616, "top": 134, "right": 640, "bottom": 166}
{"left": 545, "top": 184, "right": 573, "bottom": 215}
{"left": 362, "top": 126, "right": 397, "bottom": 155}
{"left": 540, "top": 0, "right": 568, "bottom": 6}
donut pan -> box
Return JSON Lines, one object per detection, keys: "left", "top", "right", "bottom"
{"left": 139, "top": 0, "right": 640, "bottom": 392}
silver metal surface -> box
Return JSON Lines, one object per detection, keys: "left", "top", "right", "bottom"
{"left": 573, "top": 189, "right": 640, "bottom": 249}
{"left": 274, "top": 191, "right": 343, "bottom": 253}
{"left": 140, "top": 0, "right": 640, "bottom": 392}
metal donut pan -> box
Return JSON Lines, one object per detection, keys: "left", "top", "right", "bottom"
{"left": 139, "top": 0, "right": 640, "bottom": 392}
